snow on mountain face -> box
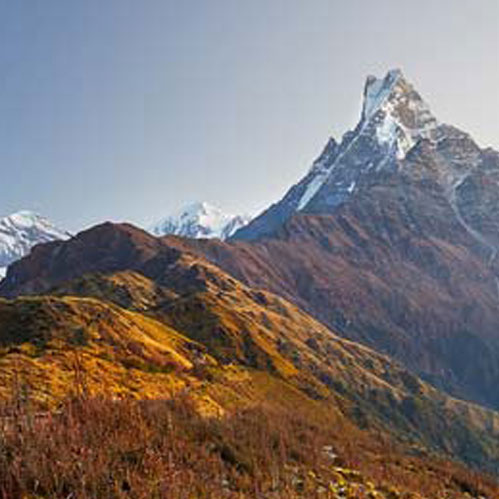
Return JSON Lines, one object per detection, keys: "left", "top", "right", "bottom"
{"left": 295, "top": 69, "right": 442, "bottom": 214}
{"left": 150, "top": 202, "right": 251, "bottom": 240}
{"left": 0, "top": 211, "right": 70, "bottom": 274}
{"left": 235, "top": 69, "right": 442, "bottom": 239}
{"left": 362, "top": 69, "right": 439, "bottom": 156}
{"left": 234, "top": 69, "right": 499, "bottom": 244}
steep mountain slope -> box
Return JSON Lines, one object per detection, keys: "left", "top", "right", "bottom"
{"left": 157, "top": 71, "right": 499, "bottom": 410}
{"left": 234, "top": 69, "right": 498, "bottom": 248}
{"left": 169, "top": 185, "right": 499, "bottom": 409}
{"left": 1, "top": 222, "right": 499, "bottom": 475}
{"left": 0, "top": 211, "right": 70, "bottom": 278}
{"left": 150, "top": 201, "right": 250, "bottom": 240}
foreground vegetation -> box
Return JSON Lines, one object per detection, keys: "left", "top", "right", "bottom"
{"left": 0, "top": 394, "right": 497, "bottom": 498}
{"left": 0, "top": 260, "right": 498, "bottom": 496}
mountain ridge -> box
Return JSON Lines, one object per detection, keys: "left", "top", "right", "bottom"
{"left": 160, "top": 69, "right": 499, "bottom": 410}
{"left": 3, "top": 72, "right": 498, "bottom": 413}
{"left": 233, "top": 69, "right": 496, "bottom": 252}
{"left": 1, "top": 70, "right": 499, "bottom": 490}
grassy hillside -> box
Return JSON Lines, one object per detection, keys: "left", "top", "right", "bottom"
{"left": 2, "top": 262, "right": 499, "bottom": 475}
{"left": 0, "top": 226, "right": 498, "bottom": 494}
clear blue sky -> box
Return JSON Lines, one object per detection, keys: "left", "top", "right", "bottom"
{"left": 1, "top": 1, "right": 498, "bottom": 231}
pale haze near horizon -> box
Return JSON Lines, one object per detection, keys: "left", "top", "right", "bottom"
{"left": 0, "top": 0, "right": 498, "bottom": 232}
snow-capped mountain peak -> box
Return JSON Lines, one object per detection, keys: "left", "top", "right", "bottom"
{"left": 293, "top": 69, "right": 443, "bottom": 213}
{"left": 0, "top": 210, "right": 70, "bottom": 278}
{"left": 234, "top": 69, "right": 492, "bottom": 242}
{"left": 150, "top": 202, "right": 251, "bottom": 240}
{"left": 360, "top": 68, "right": 439, "bottom": 158}
{"left": 362, "top": 69, "right": 403, "bottom": 121}
{"left": 290, "top": 69, "right": 440, "bottom": 213}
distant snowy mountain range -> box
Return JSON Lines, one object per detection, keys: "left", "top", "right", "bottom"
{"left": 0, "top": 211, "right": 70, "bottom": 279}
{"left": 149, "top": 202, "right": 251, "bottom": 240}
{"left": 0, "top": 203, "right": 251, "bottom": 279}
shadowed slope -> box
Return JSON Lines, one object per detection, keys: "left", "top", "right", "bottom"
{"left": 164, "top": 172, "right": 499, "bottom": 410}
